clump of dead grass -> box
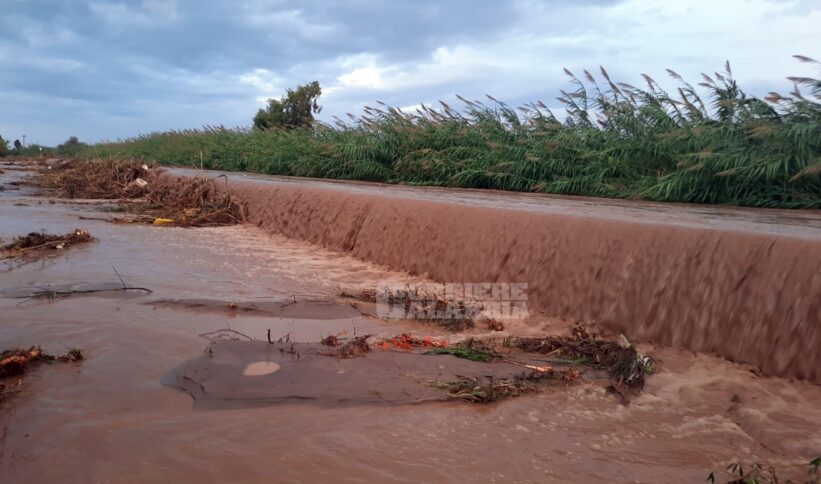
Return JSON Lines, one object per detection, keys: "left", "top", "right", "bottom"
{"left": 320, "top": 334, "right": 342, "bottom": 347}
{"left": 431, "top": 369, "right": 581, "bottom": 403}
{"left": 31, "top": 158, "right": 149, "bottom": 199}
{"left": 507, "top": 325, "right": 655, "bottom": 389}
{"left": 144, "top": 174, "right": 244, "bottom": 226}
{"left": 29, "top": 159, "right": 244, "bottom": 227}
{"left": 339, "top": 335, "right": 371, "bottom": 358}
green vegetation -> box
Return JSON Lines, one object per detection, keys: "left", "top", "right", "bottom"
{"left": 426, "top": 347, "right": 494, "bottom": 362}
{"left": 253, "top": 81, "right": 322, "bottom": 130}
{"left": 56, "top": 136, "right": 88, "bottom": 157}
{"left": 75, "top": 58, "right": 820, "bottom": 208}
{"left": 0, "top": 135, "right": 9, "bottom": 157}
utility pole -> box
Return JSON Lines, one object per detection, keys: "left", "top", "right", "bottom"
{"left": 22, "top": 135, "right": 26, "bottom": 148}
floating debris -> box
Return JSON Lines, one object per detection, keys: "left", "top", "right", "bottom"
{"left": 340, "top": 335, "right": 371, "bottom": 358}
{"left": 378, "top": 333, "right": 449, "bottom": 350}
{"left": 320, "top": 334, "right": 342, "bottom": 347}
{"left": 429, "top": 369, "right": 581, "bottom": 403}
{"left": 28, "top": 159, "right": 244, "bottom": 227}
{"left": 485, "top": 319, "right": 505, "bottom": 332}
{"left": 507, "top": 324, "right": 655, "bottom": 389}
{"left": 1, "top": 346, "right": 84, "bottom": 404}
{"left": 1, "top": 228, "right": 93, "bottom": 260}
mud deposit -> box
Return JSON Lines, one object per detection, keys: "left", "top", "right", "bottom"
{"left": 163, "top": 340, "right": 551, "bottom": 408}
{"left": 1, "top": 161, "right": 820, "bottom": 482}
{"left": 189, "top": 169, "right": 821, "bottom": 383}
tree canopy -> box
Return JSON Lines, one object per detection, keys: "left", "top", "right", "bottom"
{"left": 57, "top": 136, "right": 87, "bottom": 156}
{"left": 253, "top": 81, "right": 322, "bottom": 130}
{"left": 0, "top": 135, "right": 9, "bottom": 157}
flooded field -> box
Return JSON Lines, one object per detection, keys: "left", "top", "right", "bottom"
{"left": 1, "top": 161, "right": 820, "bottom": 482}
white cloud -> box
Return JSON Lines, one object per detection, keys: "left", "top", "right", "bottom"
{"left": 338, "top": 66, "right": 385, "bottom": 89}
{"left": 318, "top": 0, "right": 821, "bottom": 112}
{"left": 238, "top": 68, "right": 284, "bottom": 102}
{"left": 240, "top": 6, "right": 341, "bottom": 40}
{"left": 90, "top": 0, "right": 178, "bottom": 27}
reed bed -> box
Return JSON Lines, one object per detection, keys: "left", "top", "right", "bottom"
{"left": 77, "top": 59, "right": 820, "bottom": 208}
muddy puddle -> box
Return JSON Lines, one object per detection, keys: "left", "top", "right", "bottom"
{"left": 1, "top": 161, "right": 820, "bottom": 482}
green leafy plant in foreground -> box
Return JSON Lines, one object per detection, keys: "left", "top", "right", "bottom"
{"left": 425, "top": 347, "right": 494, "bottom": 362}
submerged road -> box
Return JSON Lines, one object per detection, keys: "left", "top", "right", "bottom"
{"left": 171, "top": 167, "right": 821, "bottom": 240}
{"left": 170, "top": 166, "right": 821, "bottom": 383}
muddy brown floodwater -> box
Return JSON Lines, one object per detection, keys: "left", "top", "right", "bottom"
{"left": 177, "top": 168, "right": 821, "bottom": 383}
{"left": 1, "top": 161, "right": 821, "bottom": 483}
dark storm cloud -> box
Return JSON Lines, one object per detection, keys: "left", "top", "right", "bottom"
{"left": 0, "top": 0, "right": 817, "bottom": 145}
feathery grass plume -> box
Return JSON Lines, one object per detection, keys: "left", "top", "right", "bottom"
{"left": 71, "top": 57, "right": 820, "bottom": 208}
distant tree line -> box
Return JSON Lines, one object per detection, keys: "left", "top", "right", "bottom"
{"left": 0, "top": 134, "right": 88, "bottom": 157}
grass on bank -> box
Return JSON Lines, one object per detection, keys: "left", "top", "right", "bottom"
{"left": 73, "top": 59, "right": 821, "bottom": 208}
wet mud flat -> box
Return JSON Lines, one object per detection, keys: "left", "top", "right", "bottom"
{"left": 1, "top": 159, "right": 821, "bottom": 482}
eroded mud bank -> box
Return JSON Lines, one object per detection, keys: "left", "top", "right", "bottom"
{"left": 201, "top": 171, "right": 821, "bottom": 382}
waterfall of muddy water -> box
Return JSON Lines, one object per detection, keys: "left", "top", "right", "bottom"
{"left": 169, "top": 168, "right": 821, "bottom": 383}
{"left": 0, "top": 161, "right": 820, "bottom": 482}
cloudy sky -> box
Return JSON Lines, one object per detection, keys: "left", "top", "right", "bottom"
{"left": 1, "top": 0, "right": 819, "bottom": 146}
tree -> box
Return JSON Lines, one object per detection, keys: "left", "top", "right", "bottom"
{"left": 0, "top": 135, "right": 9, "bottom": 157}
{"left": 63, "top": 136, "right": 80, "bottom": 146}
{"left": 57, "top": 136, "right": 86, "bottom": 156}
{"left": 14, "top": 139, "right": 22, "bottom": 152}
{"left": 253, "top": 81, "right": 322, "bottom": 130}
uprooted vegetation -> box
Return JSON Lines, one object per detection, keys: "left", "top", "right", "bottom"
{"left": 319, "top": 324, "right": 654, "bottom": 403}
{"left": 428, "top": 369, "right": 581, "bottom": 403}
{"left": 1, "top": 228, "right": 93, "bottom": 261}
{"left": 1, "top": 346, "right": 84, "bottom": 404}
{"left": 507, "top": 325, "right": 655, "bottom": 389}
{"left": 338, "top": 287, "right": 652, "bottom": 400}
{"left": 29, "top": 159, "right": 244, "bottom": 227}
{"left": 707, "top": 456, "right": 820, "bottom": 484}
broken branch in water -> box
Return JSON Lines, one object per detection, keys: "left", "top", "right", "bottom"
{"left": 198, "top": 329, "right": 254, "bottom": 342}
{"left": 14, "top": 286, "right": 153, "bottom": 302}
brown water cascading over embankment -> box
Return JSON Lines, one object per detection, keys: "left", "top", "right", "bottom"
{"left": 205, "top": 174, "right": 821, "bottom": 383}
